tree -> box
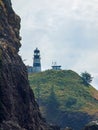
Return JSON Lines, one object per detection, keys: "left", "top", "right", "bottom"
{"left": 81, "top": 71, "right": 93, "bottom": 85}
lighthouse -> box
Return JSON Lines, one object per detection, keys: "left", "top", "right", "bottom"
{"left": 33, "top": 48, "right": 41, "bottom": 73}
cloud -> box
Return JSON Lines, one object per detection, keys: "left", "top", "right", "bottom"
{"left": 12, "top": 0, "right": 98, "bottom": 89}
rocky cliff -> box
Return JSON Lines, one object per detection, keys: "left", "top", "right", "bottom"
{"left": 0, "top": 0, "right": 54, "bottom": 130}
{"left": 83, "top": 121, "right": 98, "bottom": 130}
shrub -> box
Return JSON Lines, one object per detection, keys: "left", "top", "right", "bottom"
{"left": 81, "top": 71, "right": 93, "bottom": 85}
{"left": 65, "top": 97, "right": 77, "bottom": 108}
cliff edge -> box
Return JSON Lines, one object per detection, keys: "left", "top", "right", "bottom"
{"left": 0, "top": 0, "right": 53, "bottom": 130}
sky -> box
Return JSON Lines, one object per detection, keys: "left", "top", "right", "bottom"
{"left": 12, "top": 0, "right": 98, "bottom": 89}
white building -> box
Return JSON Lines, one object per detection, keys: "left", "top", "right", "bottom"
{"left": 51, "top": 62, "right": 61, "bottom": 70}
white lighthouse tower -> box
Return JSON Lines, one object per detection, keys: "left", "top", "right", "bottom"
{"left": 33, "top": 48, "right": 41, "bottom": 73}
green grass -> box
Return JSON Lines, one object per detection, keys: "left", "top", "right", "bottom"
{"left": 29, "top": 69, "right": 98, "bottom": 115}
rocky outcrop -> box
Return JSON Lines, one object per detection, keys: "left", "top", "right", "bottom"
{"left": 64, "top": 127, "right": 73, "bottom": 130}
{"left": 57, "top": 111, "right": 93, "bottom": 130}
{"left": 50, "top": 125, "right": 60, "bottom": 130}
{"left": 83, "top": 121, "right": 98, "bottom": 130}
{"left": 0, "top": 0, "right": 54, "bottom": 130}
{"left": 83, "top": 125, "right": 98, "bottom": 130}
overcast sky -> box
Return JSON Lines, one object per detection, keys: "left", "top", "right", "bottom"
{"left": 12, "top": 0, "right": 98, "bottom": 89}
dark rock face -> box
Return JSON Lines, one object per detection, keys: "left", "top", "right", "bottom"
{"left": 56, "top": 111, "right": 93, "bottom": 130}
{"left": 64, "top": 127, "right": 73, "bottom": 130}
{"left": 50, "top": 125, "right": 60, "bottom": 130}
{"left": 0, "top": 0, "right": 54, "bottom": 130}
{"left": 83, "top": 122, "right": 98, "bottom": 130}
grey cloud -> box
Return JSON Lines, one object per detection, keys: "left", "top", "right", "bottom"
{"left": 12, "top": 0, "right": 98, "bottom": 89}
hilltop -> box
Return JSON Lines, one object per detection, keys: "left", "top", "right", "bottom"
{"left": 29, "top": 70, "right": 98, "bottom": 130}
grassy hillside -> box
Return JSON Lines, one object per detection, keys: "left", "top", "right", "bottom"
{"left": 29, "top": 70, "right": 98, "bottom": 114}
{"left": 29, "top": 70, "right": 98, "bottom": 129}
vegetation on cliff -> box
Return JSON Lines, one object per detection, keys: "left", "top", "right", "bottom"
{"left": 29, "top": 70, "right": 98, "bottom": 114}
{"left": 29, "top": 70, "right": 98, "bottom": 129}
